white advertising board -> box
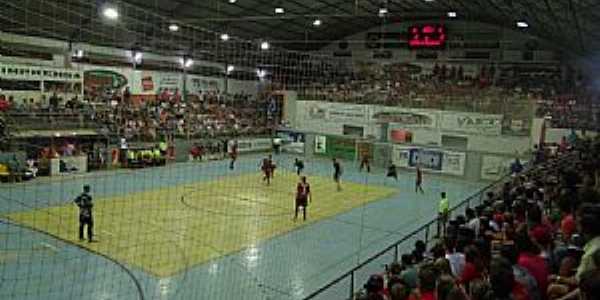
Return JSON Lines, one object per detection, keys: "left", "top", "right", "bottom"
{"left": 370, "top": 106, "right": 439, "bottom": 129}
{"left": 440, "top": 112, "right": 503, "bottom": 136}
{"left": 391, "top": 145, "right": 412, "bottom": 168}
{"left": 315, "top": 135, "right": 327, "bottom": 154}
{"left": 481, "top": 155, "right": 514, "bottom": 180}
{"left": 235, "top": 138, "right": 272, "bottom": 153}
{"left": 391, "top": 146, "right": 466, "bottom": 176}
{"left": 442, "top": 151, "right": 466, "bottom": 176}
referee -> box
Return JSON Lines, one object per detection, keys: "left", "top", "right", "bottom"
{"left": 437, "top": 192, "right": 449, "bottom": 238}
{"left": 74, "top": 185, "right": 94, "bottom": 242}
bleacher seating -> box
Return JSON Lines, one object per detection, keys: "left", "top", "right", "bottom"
{"left": 352, "top": 135, "right": 600, "bottom": 300}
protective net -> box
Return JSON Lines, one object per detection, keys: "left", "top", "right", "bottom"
{"left": 0, "top": 1, "right": 585, "bottom": 300}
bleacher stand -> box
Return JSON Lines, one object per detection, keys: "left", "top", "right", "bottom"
{"left": 353, "top": 134, "right": 600, "bottom": 300}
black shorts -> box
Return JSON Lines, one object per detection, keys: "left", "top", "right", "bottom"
{"left": 387, "top": 171, "right": 397, "bottom": 178}
{"left": 296, "top": 198, "right": 308, "bottom": 207}
{"left": 333, "top": 173, "right": 341, "bottom": 181}
{"left": 79, "top": 215, "right": 93, "bottom": 226}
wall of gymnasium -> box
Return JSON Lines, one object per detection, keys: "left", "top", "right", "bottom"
{"left": 0, "top": 32, "right": 261, "bottom": 100}
{"left": 290, "top": 100, "right": 533, "bottom": 181}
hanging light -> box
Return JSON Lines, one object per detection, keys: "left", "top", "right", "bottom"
{"left": 102, "top": 6, "right": 119, "bottom": 20}
{"left": 260, "top": 41, "right": 270, "bottom": 50}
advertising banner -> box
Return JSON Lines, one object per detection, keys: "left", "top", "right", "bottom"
{"left": 409, "top": 148, "right": 443, "bottom": 171}
{"left": 324, "top": 136, "right": 356, "bottom": 160}
{"left": 389, "top": 128, "right": 413, "bottom": 144}
{"left": 481, "top": 155, "right": 514, "bottom": 180}
{"left": 370, "top": 106, "right": 439, "bottom": 129}
{"left": 315, "top": 135, "right": 327, "bottom": 154}
{"left": 251, "top": 138, "right": 272, "bottom": 152}
{"left": 327, "top": 103, "right": 369, "bottom": 123}
{"left": 187, "top": 75, "right": 224, "bottom": 94}
{"left": 303, "top": 101, "right": 369, "bottom": 123}
{"left": 277, "top": 130, "right": 306, "bottom": 154}
{"left": 391, "top": 146, "right": 413, "bottom": 168}
{"left": 235, "top": 138, "right": 272, "bottom": 153}
{"left": 305, "top": 101, "right": 328, "bottom": 121}
{"left": 442, "top": 151, "right": 466, "bottom": 176}
{"left": 440, "top": 112, "right": 503, "bottom": 135}
{"left": 156, "top": 73, "right": 182, "bottom": 93}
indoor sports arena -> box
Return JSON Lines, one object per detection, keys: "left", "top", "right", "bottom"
{"left": 1, "top": 1, "right": 600, "bottom": 300}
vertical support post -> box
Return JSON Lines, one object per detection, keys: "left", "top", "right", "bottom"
{"left": 394, "top": 244, "right": 398, "bottom": 262}
{"left": 183, "top": 67, "right": 188, "bottom": 103}
{"left": 349, "top": 272, "right": 355, "bottom": 300}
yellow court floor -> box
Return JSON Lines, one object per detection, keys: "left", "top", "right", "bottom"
{"left": 7, "top": 170, "right": 397, "bottom": 277}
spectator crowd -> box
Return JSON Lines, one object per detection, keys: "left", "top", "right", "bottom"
{"left": 354, "top": 134, "right": 600, "bottom": 300}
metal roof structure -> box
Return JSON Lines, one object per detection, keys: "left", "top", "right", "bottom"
{"left": 1, "top": 0, "right": 599, "bottom": 53}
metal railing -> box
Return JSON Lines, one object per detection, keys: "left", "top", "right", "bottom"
{"left": 302, "top": 174, "right": 511, "bottom": 300}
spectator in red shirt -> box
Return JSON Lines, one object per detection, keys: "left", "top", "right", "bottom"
{"left": 558, "top": 197, "right": 576, "bottom": 242}
{"left": 0, "top": 94, "right": 10, "bottom": 112}
{"left": 516, "top": 229, "right": 549, "bottom": 299}
{"left": 408, "top": 264, "right": 437, "bottom": 300}
{"left": 458, "top": 245, "right": 484, "bottom": 287}
{"left": 490, "top": 256, "right": 531, "bottom": 300}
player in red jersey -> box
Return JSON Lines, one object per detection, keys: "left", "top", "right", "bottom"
{"left": 295, "top": 176, "right": 311, "bottom": 221}
{"left": 261, "top": 155, "right": 274, "bottom": 185}
{"left": 229, "top": 140, "right": 238, "bottom": 170}
{"left": 359, "top": 153, "right": 371, "bottom": 173}
{"left": 415, "top": 164, "right": 425, "bottom": 194}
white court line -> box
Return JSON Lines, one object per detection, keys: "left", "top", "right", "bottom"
{"left": 101, "top": 230, "right": 114, "bottom": 236}
{"left": 40, "top": 242, "right": 59, "bottom": 253}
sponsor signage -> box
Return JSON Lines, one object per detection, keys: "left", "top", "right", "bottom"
{"left": 410, "top": 148, "right": 443, "bottom": 171}
{"left": 327, "top": 103, "right": 369, "bottom": 122}
{"left": 442, "top": 151, "right": 466, "bottom": 176}
{"left": 305, "top": 102, "right": 368, "bottom": 123}
{"left": 315, "top": 135, "right": 327, "bottom": 154}
{"left": 392, "top": 145, "right": 466, "bottom": 175}
{"left": 481, "top": 155, "right": 513, "bottom": 180}
{"left": 235, "top": 138, "right": 272, "bottom": 153}
{"left": 370, "top": 107, "right": 439, "bottom": 128}
{"left": 440, "top": 112, "right": 503, "bottom": 135}
{"left": 391, "top": 146, "right": 412, "bottom": 168}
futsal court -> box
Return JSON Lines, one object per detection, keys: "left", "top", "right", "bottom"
{"left": 0, "top": 154, "right": 484, "bottom": 300}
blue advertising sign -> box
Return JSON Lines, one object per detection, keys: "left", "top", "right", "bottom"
{"left": 409, "top": 149, "right": 443, "bottom": 171}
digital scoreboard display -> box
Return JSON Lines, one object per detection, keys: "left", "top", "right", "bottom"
{"left": 408, "top": 24, "right": 447, "bottom": 48}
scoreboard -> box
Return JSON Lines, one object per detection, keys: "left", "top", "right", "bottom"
{"left": 408, "top": 24, "right": 447, "bottom": 48}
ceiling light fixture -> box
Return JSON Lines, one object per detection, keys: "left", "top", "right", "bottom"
{"left": 72, "top": 49, "right": 84, "bottom": 58}
{"left": 275, "top": 7, "right": 285, "bottom": 14}
{"left": 227, "top": 65, "right": 235, "bottom": 74}
{"left": 179, "top": 57, "right": 194, "bottom": 68}
{"left": 447, "top": 11, "right": 457, "bottom": 18}
{"left": 313, "top": 19, "right": 322, "bottom": 26}
{"left": 257, "top": 69, "right": 267, "bottom": 79}
{"left": 260, "top": 41, "right": 270, "bottom": 50}
{"left": 133, "top": 51, "right": 143, "bottom": 64}
{"left": 102, "top": 6, "right": 119, "bottom": 20}
{"left": 516, "top": 21, "right": 529, "bottom": 28}
{"left": 378, "top": 7, "right": 388, "bottom": 17}
{"left": 220, "top": 33, "right": 230, "bottom": 41}
{"left": 169, "top": 24, "right": 179, "bottom": 32}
